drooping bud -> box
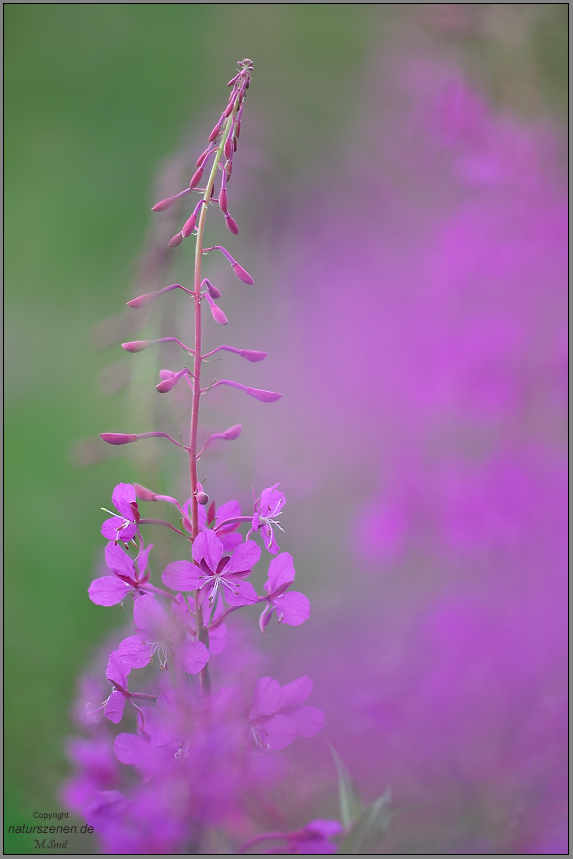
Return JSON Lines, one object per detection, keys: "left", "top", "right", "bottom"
{"left": 151, "top": 195, "right": 178, "bottom": 212}
{"left": 205, "top": 293, "right": 228, "bottom": 325}
{"left": 208, "top": 117, "right": 223, "bottom": 142}
{"left": 231, "top": 261, "right": 254, "bottom": 284}
{"left": 211, "top": 380, "right": 282, "bottom": 402}
{"left": 225, "top": 160, "right": 233, "bottom": 180}
{"left": 233, "top": 136, "right": 238, "bottom": 152}
{"left": 224, "top": 138, "right": 233, "bottom": 159}
{"left": 225, "top": 214, "right": 239, "bottom": 235}
{"left": 159, "top": 368, "right": 176, "bottom": 380}
{"left": 156, "top": 368, "right": 189, "bottom": 393}
{"left": 133, "top": 483, "right": 158, "bottom": 501}
{"left": 195, "top": 482, "right": 209, "bottom": 505}
{"left": 196, "top": 147, "right": 213, "bottom": 169}
{"left": 239, "top": 350, "right": 267, "bottom": 362}
{"left": 122, "top": 340, "right": 152, "bottom": 353}
{"left": 202, "top": 278, "right": 222, "bottom": 299}
{"left": 181, "top": 213, "right": 197, "bottom": 238}
{"left": 227, "top": 73, "right": 241, "bottom": 87}
{"left": 224, "top": 100, "right": 235, "bottom": 118}
{"left": 100, "top": 433, "right": 138, "bottom": 445}
{"left": 127, "top": 292, "right": 158, "bottom": 309}
{"left": 168, "top": 232, "right": 183, "bottom": 248}
{"left": 189, "top": 166, "right": 204, "bottom": 190}
{"left": 235, "top": 119, "right": 241, "bottom": 139}
{"left": 219, "top": 188, "right": 228, "bottom": 215}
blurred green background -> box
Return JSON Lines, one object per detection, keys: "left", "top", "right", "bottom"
{"left": 5, "top": 4, "right": 567, "bottom": 854}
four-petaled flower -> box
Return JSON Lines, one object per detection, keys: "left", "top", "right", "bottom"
{"left": 248, "top": 483, "right": 286, "bottom": 554}
{"left": 248, "top": 675, "right": 324, "bottom": 751}
{"left": 88, "top": 543, "right": 153, "bottom": 607}
{"left": 259, "top": 552, "right": 310, "bottom": 632}
{"left": 162, "top": 530, "right": 260, "bottom": 607}
{"left": 118, "top": 594, "right": 209, "bottom": 675}
{"left": 101, "top": 483, "right": 141, "bottom": 543}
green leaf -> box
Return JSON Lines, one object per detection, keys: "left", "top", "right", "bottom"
{"left": 338, "top": 788, "right": 392, "bottom": 854}
{"left": 329, "top": 744, "right": 363, "bottom": 830}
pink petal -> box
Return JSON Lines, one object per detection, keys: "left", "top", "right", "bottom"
{"left": 104, "top": 691, "right": 127, "bottom": 724}
{"left": 216, "top": 499, "right": 241, "bottom": 521}
{"left": 112, "top": 483, "right": 137, "bottom": 519}
{"left": 162, "top": 560, "right": 202, "bottom": 592}
{"left": 289, "top": 704, "right": 325, "bottom": 737}
{"left": 258, "top": 714, "right": 297, "bottom": 750}
{"left": 220, "top": 532, "right": 243, "bottom": 553}
{"left": 265, "top": 552, "right": 295, "bottom": 594}
{"left": 207, "top": 623, "right": 227, "bottom": 655}
{"left": 136, "top": 543, "right": 153, "bottom": 578}
{"left": 221, "top": 578, "right": 258, "bottom": 606}
{"left": 192, "top": 529, "right": 223, "bottom": 573}
{"left": 106, "top": 650, "right": 131, "bottom": 688}
{"left": 133, "top": 593, "right": 166, "bottom": 637}
{"left": 118, "top": 634, "right": 153, "bottom": 669}
{"left": 251, "top": 676, "right": 281, "bottom": 719}
{"left": 104, "top": 543, "right": 136, "bottom": 579}
{"left": 175, "top": 639, "right": 210, "bottom": 675}
{"left": 223, "top": 540, "right": 261, "bottom": 575}
{"left": 278, "top": 675, "right": 313, "bottom": 709}
{"left": 113, "top": 733, "right": 150, "bottom": 767}
{"left": 273, "top": 591, "right": 310, "bottom": 626}
{"left": 88, "top": 576, "right": 131, "bottom": 606}
{"left": 101, "top": 517, "right": 137, "bottom": 543}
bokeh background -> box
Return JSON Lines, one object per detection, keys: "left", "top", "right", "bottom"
{"left": 5, "top": 4, "right": 568, "bottom": 854}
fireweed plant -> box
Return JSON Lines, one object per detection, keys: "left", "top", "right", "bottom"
{"left": 64, "top": 60, "right": 391, "bottom": 855}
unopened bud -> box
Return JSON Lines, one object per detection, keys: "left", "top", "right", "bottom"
{"left": 219, "top": 188, "right": 228, "bottom": 215}
{"left": 196, "top": 147, "right": 211, "bottom": 168}
{"left": 223, "top": 424, "right": 242, "bottom": 440}
{"left": 152, "top": 196, "right": 178, "bottom": 212}
{"left": 156, "top": 376, "right": 179, "bottom": 393}
{"left": 205, "top": 294, "right": 228, "bottom": 325}
{"left": 133, "top": 483, "right": 157, "bottom": 501}
{"left": 100, "top": 433, "right": 138, "bottom": 445}
{"left": 202, "top": 278, "right": 222, "bottom": 299}
{"left": 224, "top": 138, "right": 233, "bottom": 159}
{"left": 224, "top": 100, "right": 234, "bottom": 118}
{"left": 195, "top": 482, "right": 209, "bottom": 505}
{"left": 235, "top": 119, "right": 241, "bottom": 139}
{"left": 127, "top": 292, "right": 157, "bottom": 309}
{"left": 240, "top": 350, "right": 267, "bottom": 362}
{"left": 189, "top": 167, "right": 204, "bottom": 190}
{"left": 208, "top": 121, "right": 222, "bottom": 142}
{"left": 159, "top": 368, "right": 176, "bottom": 380}
{"left": 122, "top": 340, "right": 152, "bottom": 353}
{"left": 225, "top": 214, "right": 239, "bottom": 235}
{"left": 182, "top": 213, "right": 197, "bottom": 238}
{"left": 168, "top": 232, "right": 183, "bottom": 248}
{"left": 231, "top": 262, "right": 254, "bottom": 284}
{"left": 225, "top": 160, "right": 232, "bottom": 180}
{"left": 246, "top": 387, "right": 282, "bottom": 403}
{"left": 233, "top": 136, "right": 237, "bottom": 152}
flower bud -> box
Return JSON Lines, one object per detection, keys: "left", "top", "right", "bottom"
{"left": 100, "top": 433, "right": 138, "bottom": 445}
{"left": 224, "top": 138, "right": 233, "bottom": 159}
{"left": 208, "top": 121, "right": 222, "bottom": 142}
{"left": 225, "top": 160, "right": 233, "bottom": 180}
{"left": 225, "top": 215, "right": 239, "bottom": 235}
{"left": 202, "top": 278, "right": 222, "bottom": 299}
{"left": 246, "top": 387, "right": 283, "bottom": 403}
{"left": 181, "top": 213, "right": 197, "bottom": 238}
{"left": 219, "top": 188, "right": 228, "bottom": 215}
{"left": 122, "top": 340, "right": 152, "bottom": 353}
{"left": 133, "top": 483, "right": 157, "bottom": 501}
{"left": 231, "top": 262, "right": 254, "bottom": 284}
{"left": 233, "top": 135, "right": 238, "bottom": 152}
{"left": 195, "top": 483, "right": 209, "bottom": 505}
{"left": 235, "top": 119, "right": 241, "bottom": 139}
{"left": 159, "top": 368, "right": 176, "bottom": 380}
{"left": 223, "top": 424, "right": 242, "bottom": 440}
{"left": 205, "top": 294, "right": 228, "bottom": 325}
{"left": 189, "top": 166, "right": 204, "bottom": 190}
{"left": 240, "top": 350, "right": 267, "bottom": 362}
{"left": 196, "top": 147, "right": 212, "bottom": 168}
{"left": 151, "top": 196, "right": 178, "bottom": 212}
{"left": 156, "top": 376, "right": 180, "bottom": 393}
{"left": 127, "top": 292, "right": 157, "bottom": 309}
{"left": 168, "top": 232, "right": 183, "bottom": 248}
{"left": 224, "top": 100, "right": 234, "bottom": 118}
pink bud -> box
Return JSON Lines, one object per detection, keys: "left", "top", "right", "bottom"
{"left": 156, "top": 376, "right": 179, "bottom": 393}
{"left": 219, "top": 188, "right": 228, "bottom": 215}
{"left": 168, "top": 232, "right": 183, "bottom": 248}
{"left": 233, "top": 136, "right": 237, "bottom": 152}
{"left": 181, "top": 213, "right": 197, "bottom": 238}
{"left": 223, "top": 424, "right": 242, "bottom": 440}
{"left": 196, "top": 147, "right": 212, "bottom": 168}
{"left": 247, "top": 387, "right": 282, "bottom": 403}
{"left": 208, "top": 121, "right": 222, "bottom": 142}
{"left": 231, "top": 262, "right": 254, "bottom": 284}
{"left": 224, "top": 138, "right": 233, "bottom": 159}
{"left": 122, "top": 340, "right": 152, "bottom": 353}
{"left": 133, "top": 483, "right": 157, "bottom": 501}
{"left": 100, "top": 433, "right": 138, "bottom": 445}
{"left": 127, "top": 292, "right": 158, "bottom": 309}
{"left": 151, "top": 195, "right": 178, "bottom": 212}
{"left": 240, "top": 350, "right": 267, "bottom": 362}
{"left": 225, "top": 214, "right": 239, "bottom": 235}
{"left": 159, "top": 368, "right": 176, "bottom": 380}
{"left": 202, "top": 278, "right": 222, "bottom": 299}
{"left": 206, "top": 293, "right": 228, "bottom": 325}
{"left": 224, "top": 100, "right": 234, "bottom": 118}
{"left": 235, "top": 119, "right": 241, "bottom": 139}
{"left": 197, "top": 492, "right": 209, "bottom": 505}
{"left": 227, "top": 73, "right": 240, "bottom": 87}
{"left": 189, "top": 166, "right": 204, "bottom": 190}
{"left": 225, "top": 160, "right": 233, "bottom": 180}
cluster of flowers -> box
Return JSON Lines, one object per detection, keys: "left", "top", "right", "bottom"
{"left": 64, "top": 60, "right": 341, "bottom": 854}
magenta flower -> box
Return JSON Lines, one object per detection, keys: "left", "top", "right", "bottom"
{"left": 103, "top": 651, "right": 134, "bottom": 724}
{"left": 88, "top": 543, "right": 152, "bottom": 607}
{"left": 101, "top": 483, "right": 140, "bottom": 543}
{"left": 182, "top": 497, "right": 243, "bottom": 553}
{"left": 249, "top": 675, "right": 324, "bottom": 751}
{"left": 259, "top": 552, "right": 310, "bottom": 632}
{"left": 118, "top": 594, "right": 209, "bottom": 675}
{"left": 162, "top": 529, "right": 260, "bottom": 607}
{"left": 248, "top": 483, "right": 286, "bottom": 554}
